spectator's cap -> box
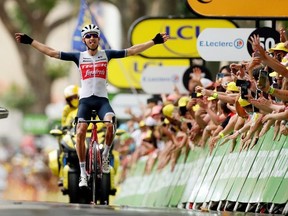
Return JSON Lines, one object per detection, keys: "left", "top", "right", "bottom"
{"left": 115, "top": 129, "right": 126, "bottom": 136}
{"left": 268, "top": 42, "right": 288, "bottom": 53}
{"left": 192, "top": 104, "right": 200, "bottom": 111}
{"left": 207, "top": 96, "right": 217, "bottom": 101}
{"left": 269, "top": 62, "right": 288, "bottom": 77}
{"left": 178, "top": 96, "right": 190, "bottom": 107}
{"left": 144, "top": 129, "right": 152, "bottom": 140}
{"left": 139, "top": 120, "right": 146, "bottom": 127}
{"left": 269, "top": 71, "right": 278, "bottom": 77}
{"left": 151, "top": 105, "right": 162, "bottom": 116}
{"left": 167, "top": 93, "right": 178, "bottom": 102}
{"left": 238, "top": 97, "right": 250, "bottom": 107}
{"left": 226, "top": 81, "right": 239, "bottom": 92}
{"left": 145, "top": 116, "right": 157, "bottom": 126}
{"left": 162, "top": 104, "right": 175, "bottom": 118}
{"left": 163, "top": 118, "right": 170, "bottom": 124}
{"left": 120, "top": 133, "right": 132, "bottom": 142}
{"left": 207, "top": 91, "right": 217, "bottom": 101}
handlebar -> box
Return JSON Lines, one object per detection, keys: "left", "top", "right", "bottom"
{"left": 78, "top": 119, "right": 113, "bottom": 124}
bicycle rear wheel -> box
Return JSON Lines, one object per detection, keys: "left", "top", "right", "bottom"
{"left": 100, "top": 172, "right": 110, "bottom": 205}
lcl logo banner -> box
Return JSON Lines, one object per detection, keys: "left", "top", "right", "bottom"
{"left": 129, "top": 17, "right": 236, "bottom": 59}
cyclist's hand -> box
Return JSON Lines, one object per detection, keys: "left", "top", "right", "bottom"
{"left": 15, "top": 33, "right": 33, "bottom": 44}
{"left": 152, "top": 33, "right": 169, "bottom": 44}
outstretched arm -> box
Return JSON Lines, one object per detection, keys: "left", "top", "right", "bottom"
{"left": 126, "top": 33, "right": 169, "bottom": 56}
{"left": 250, "top": 34, "right": 288, "bottom": 79}
{"left": 15, "top": 33, "right": 60, "bottom": 59}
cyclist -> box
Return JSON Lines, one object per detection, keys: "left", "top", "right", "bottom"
{"left": 15, "top": 24, "right": 169, "bottom": 188}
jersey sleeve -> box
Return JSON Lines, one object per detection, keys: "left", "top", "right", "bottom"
{"left": 105, "top": 50, "right": 127, "bottom": 61}
{"left": 60, "top": 52, "right": 80, "bottom": 66}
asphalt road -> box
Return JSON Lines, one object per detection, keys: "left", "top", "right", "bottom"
{"left": 0, "top": 200, "right": 208, "bottom": 216}
{"left": 0, "top": 200, "right": 275, "bottom": 216}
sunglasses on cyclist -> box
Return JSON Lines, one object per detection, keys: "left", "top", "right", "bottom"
{"left": 84, "top": 33, "right": 99, "bottom": 39}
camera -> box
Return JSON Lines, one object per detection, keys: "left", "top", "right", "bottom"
{"left": 236, "top": 79, "right": 251, "bottom": 100}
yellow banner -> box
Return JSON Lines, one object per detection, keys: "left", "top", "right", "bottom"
{"left": 130, "top": 18, "right": 236, "bottom": 58}
{"left": 187, "top": 0, "right": 288, "bottom": 18}
{"left": 107, "top": 56, "right": 189, "bottom": 89}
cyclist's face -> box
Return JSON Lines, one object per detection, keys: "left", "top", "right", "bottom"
{"left": 83, "top": 33, "right": 99, "bottom": 50}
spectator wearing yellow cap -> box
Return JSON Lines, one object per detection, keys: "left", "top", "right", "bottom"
{"left": 250, "top": 34, "right": 288, "bottom": 80}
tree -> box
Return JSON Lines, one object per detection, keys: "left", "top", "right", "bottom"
{"left": 0, "top": 0, "right": 189, "bottom": 114}
{"left": 0, "top": 0, "right": 77, "bottom": 114}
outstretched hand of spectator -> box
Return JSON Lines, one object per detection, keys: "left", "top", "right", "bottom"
{"left": 249, "top": 34, "right": 267, "bottom": 60}
{"left": 190, "top": 67, "right": 202, "bottom": 82}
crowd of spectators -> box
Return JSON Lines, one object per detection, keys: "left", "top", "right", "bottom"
{"left": 113, "top": 28, "right": 288, "bottom": 183}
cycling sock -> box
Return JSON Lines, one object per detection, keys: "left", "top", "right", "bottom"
{"left": 102, "top": 145, "right": 111, "bottom": 158}
{"left": 79, "top": 162, "right": 86, "bottom": 177}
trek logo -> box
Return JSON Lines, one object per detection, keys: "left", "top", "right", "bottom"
{"left": 80, "top": 62, "right": 107, "bottom": 80}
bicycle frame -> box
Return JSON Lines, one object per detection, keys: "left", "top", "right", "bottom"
{"left": 78, "top": 118, "right": 112, "bottom": 204}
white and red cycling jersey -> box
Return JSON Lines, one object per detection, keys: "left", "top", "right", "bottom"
{"left": 60, "top": 49, "right": 126, "bottom": 99}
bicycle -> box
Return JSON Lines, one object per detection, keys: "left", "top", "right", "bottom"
{"left": 78, "top": 110, "right": 113, "bottom": 205}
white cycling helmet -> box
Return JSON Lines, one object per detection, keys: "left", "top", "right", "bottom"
{"left": 81, "top": 24, "right": 100, "bottom": 38}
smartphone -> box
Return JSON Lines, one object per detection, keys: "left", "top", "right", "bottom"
{"left": 258, "top": 70, "right": 268, "bottom": 88}
{"left": 190, "top": 92, "right": 198, "bottom": 98}
{"left": 187, "top": 122, "right": 192, "bottom": 130}
{"left": 216, "top": 73, "right": 224, "bottom": 79}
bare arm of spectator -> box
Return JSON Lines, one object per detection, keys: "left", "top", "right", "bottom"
{"left": 247, "top": 57, "right": 263, "bottom": 80}
{"left": 206, "top": 104, "right": 226, "bottom": 125}
{"left": 124, "top": 107, "right": 143, "bottom": 122}
{"left": 194, "top": 107, "right": 209, "bottom": 129}
{"left": 250, "top": 34, "right": 288, "bottom": 79}
{"left": 197, "top": 87, "right": 237, "bottom": 105}
{"left": 208, "top": 113, "right": 238, "bottom": 153}
{"left": 249, "top": 96, "right": 284, "bottom": 113}
{"left": 262, "top": 110, "right": 288, "bottom": 123}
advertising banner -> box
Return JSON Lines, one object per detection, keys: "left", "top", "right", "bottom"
{"left": 113, "top": 156, "right": 147, "bottom": 205}
{"left": 226, "top": 134, "right": 265, "bottom": 202}
{"left": 194, "top": 141, "right": 229, "bottom": 203}
{"left": 108, "top": 57, "right": 189, "bottom": 89}
{"left": 141, "top": 66, "right": 189, "bottom": 94}
{"left": 179, "top": 146, "right": 208, "bottom": 205}
{"left": 237, "top": 131, "right": 274, "bottom": 202}
{"left": 209, "top": 146, "right": 240, "bottom": 202}
{"left": 188, "top": 144, "right": 217, "bottom": 203}
{"left": 205, "top": 139, "right": 236, "bottom": 202}
{"left": 197, "top": 27, "right": 280, "bottom": 61}
{"left": 155, "top": 155, "right": 186, "bottom": 207}
{"left": 261, "top": 138, "right": 288, "bottom": 202}
{"left": 248, "top": 133, "right": 285, "bottom": 203}
{"left": 129, "top": 17, "right": 236, "bottom": 58}
{"left": 186, "top": 0, "right": 288, "bottom": 18}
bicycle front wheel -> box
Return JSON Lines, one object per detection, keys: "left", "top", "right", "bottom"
{"left": 91, "top": 141, "right": 100, "bottom": 204}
